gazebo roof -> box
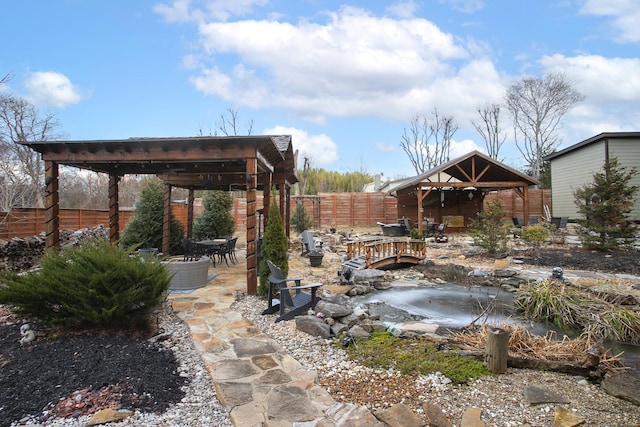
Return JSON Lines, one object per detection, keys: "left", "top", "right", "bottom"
{"left": 21, "top": 135, "right": 298, "bottom": 190}
{"left": 394, "top": 150, "right": 539, "bottom": 191}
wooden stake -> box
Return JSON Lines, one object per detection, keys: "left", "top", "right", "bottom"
{"left": 485, "top": 326, "right": 511, "bottom": 374}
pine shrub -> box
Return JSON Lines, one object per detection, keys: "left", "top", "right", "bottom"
{"left": 291, "top": 203, "right": 312, "bottom": 234}
{"left": 574, "top": 158, "right": 639, "bottom": 250}
{"left": 258, "top": 199, "right": 289, "bottom": 296}
{"left": 468, "top": 199, "right": 510, "bottom": 255}
{"left": 193, "top": 190, "right": 235, "bottom": 239}
{"left": 119, "top": 178, "right": 184, "bottom": 255}
{"left": 0, "top": 238, "right": 170, "bottom": 330}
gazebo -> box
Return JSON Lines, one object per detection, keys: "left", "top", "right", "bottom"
{"left": 392, "top": 151, "right": 540, "bottom": 233}
{"left": 20, "top": 135, "right": 298, "bottom": 294}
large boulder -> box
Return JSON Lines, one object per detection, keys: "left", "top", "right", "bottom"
{"left": 295, "top": 316, "right": 331, "bottom": 339}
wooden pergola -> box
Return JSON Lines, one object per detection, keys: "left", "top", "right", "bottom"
{"left": 20, "top": 135, "right": 298, "bottom": 294}
{"left": 393, "top": 151, "right": 540, "bottom": 232}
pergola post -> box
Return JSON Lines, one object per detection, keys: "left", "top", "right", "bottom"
{"left": 285, "top": 185, "right": 291, "bottom": 238}
{"left": 108, "top": 174, "right": 119, "bottom": 244}
{"left": 246, "top": 157, "right": 258, "bottom": 294}
{"left": 162, "top": 183, "right": 172, "bottom": 256}
{"left": 44, "top": 160, "right": 60, "bottom": 249}
{"left": 187, "top": 188, "right": 195, "bottom": 238}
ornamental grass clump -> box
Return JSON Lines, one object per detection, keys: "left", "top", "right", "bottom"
{"left": 586, "top": 308, "right": 640, "bottom": 344}
{"left": 0, "top": 238, "right": 170, "bottom": 330}
{"left": 514, "top": 279, "right": 586, "bottom": 328}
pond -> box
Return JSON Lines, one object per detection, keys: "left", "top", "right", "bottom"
{"left": 351, "top": 282, "right": 640, "bottom": 367}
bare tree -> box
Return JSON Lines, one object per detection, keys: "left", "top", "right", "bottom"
{"left": 217, "top": 107, "right": 254, "bottom": 136}
{"left": 0, "top": 95, "right": 60, "bottom": 208}
{"left": 59, "top": 169, "right": 110, "bottom": 209}
{"left": 198, "top": 107, "right": 254, "bottom": 137}
{"left": 505, "top": 73, "right": 584, "bottom": 179}
{"left": 400, "top": 108, "right": 458, "bottom": 174}
{"left": 471, "top": 103, "right": 507, "bottom": 160}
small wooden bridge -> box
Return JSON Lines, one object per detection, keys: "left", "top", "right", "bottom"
{"left": 344, "top": 237, "right": 427, "bottom": 269}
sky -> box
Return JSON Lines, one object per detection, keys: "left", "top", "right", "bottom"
{"left": 1, "top": 0, "right": 639, "bottom": 179}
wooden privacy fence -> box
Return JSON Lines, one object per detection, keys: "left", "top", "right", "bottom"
{"left": 0, "top": 190, "right": 550, "bottom": 239}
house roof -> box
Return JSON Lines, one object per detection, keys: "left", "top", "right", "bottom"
{"left": 393, "top": 150, "right": 539, "bottom": 192}
{"left": 20, "top": 135, "right": 298, "bottom": 190}
{"left": 544, "top": 132, "right": 640, "bottom": 161}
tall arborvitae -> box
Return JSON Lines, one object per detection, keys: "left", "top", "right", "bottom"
{"left": 258, "top": 199, "right": 289, "bottom": 296}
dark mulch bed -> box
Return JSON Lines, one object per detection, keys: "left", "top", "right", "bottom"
{"left": 0, "top": 314, "right": 186, "bottom": 427}
{"left": 517, "top": 248, "right": 640, "bottom": 276}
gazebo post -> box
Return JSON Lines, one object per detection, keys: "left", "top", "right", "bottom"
{"left": 187, "top": 188, "right": 194, "bottom": 238}
{"left": 246, "top": 157, "right": 258, "bottom": 294}
{"left": 162, "top": 183, "right": 172, "bottom": 256}
{"left": 44, "top": 160, "right": 60, "bottom": 249}
{"left": 108, "top": 174, "right": 120, "bottom": 244}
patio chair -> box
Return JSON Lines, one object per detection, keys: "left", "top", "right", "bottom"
{"left": 182, "top": 238, "right": 204, "bottom": 261}
{"left": 301, "top": 230, "right": 319, "bottom": 255}
{"left": 435, "top": 220, "right": 448, "bottom": 243}
{"left": 217, "top": 237, "right": 238, "bottom": 265}
{"left": 261, "top": 260, "right": 321, "bottom": 322}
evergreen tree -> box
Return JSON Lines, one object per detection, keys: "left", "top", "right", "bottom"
{"left": 574, "top": 158, "right": 638, "bottom": 250}
{"left": 258, "top": 199, "right": 289, "bottom": 296}
{"left": 193, "top": 190, "right": 235, "bottom": 239}
{"left": 119, "top": 178, "right": 184, "bottom": 254}
{"left": 291, "top": 202, "right": 312, "bottom": 233}
{"left": 469, "top": 199, "right": 510, "bottom": 255}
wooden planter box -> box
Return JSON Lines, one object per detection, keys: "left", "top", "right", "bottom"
{"left": 162, "top": 257, "right": 210, "bottom": 290}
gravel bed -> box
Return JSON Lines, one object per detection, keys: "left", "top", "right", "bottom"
{"left": 233, "top": 295, "right": 640, "bottom": 427}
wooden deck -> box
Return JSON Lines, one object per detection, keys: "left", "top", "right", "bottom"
{"left": 345, "top": 237, "right": 427, "bottom": 269}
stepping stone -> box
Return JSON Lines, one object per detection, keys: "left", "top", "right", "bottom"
{"left": 524, "top": 385, "right": 570, "bottom": 405}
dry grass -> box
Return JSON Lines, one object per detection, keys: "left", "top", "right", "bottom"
{"left": 450, "top": 324, "right": 627, "bottom": 374}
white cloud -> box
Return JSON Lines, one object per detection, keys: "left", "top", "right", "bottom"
{"left": 579, "top": 0, "right": 640, "bottom": 42}
{"left": 449, "top": 138, "right": 483, "bottom": 158}
{"left": 375, "top": 142, "right": 396, "bottom": 152}
{"left": 154, "top": 0, "right": 268, "bottom": 22}
{"left": 538, "top": 53, "right": 640, "bottom": 146}
{"left": 386, "top": 1, "right": 419, "bottom": 18}
{"left": 24, "top": 71, "right": 86, "bottom": 108}
{"left": 440, "top": 0, "right": 484, "bottom": 14}
{"left": 263, "top": 125, "right": 339, "bottom": 167}
{"left": 187, "top": 6, "right": 504, "bottom": 124}
{"left": 540, "top": 54, "right": 640, "bottom": 102}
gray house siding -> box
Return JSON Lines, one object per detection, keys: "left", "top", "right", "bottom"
{"left": 550, "top": 141, "right": 605, "bottom": 219}
{"left": 609, "top": 138, "right": 640, "bottom": 221}
{"left": 546, "top": 133, "right": 640, "bottom": 222}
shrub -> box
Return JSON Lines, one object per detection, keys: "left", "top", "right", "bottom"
{"left": 410, "top": 228, "right": 423, "bottom": 240}
{"left": 574, "top": 158, "right": 639, "bottom": 251}
{"left": 469, "top": 199, "right": 510, "bottom": 255}
{"left": 521, "top": 224, "right": 551, "bottom": 243}
{"left": 193, "top": 190, "right": 235, "bottom": 239}
{"left": 291, "top": 203, "right": 313, "bottom": 234}
{"left": 258, "top": 199, "right": 289, "bottom": 296}
{"left": 0, "top": 238, "right": 170, "bottom": 330}
{"left": 119, "top": 178, "right": 184, "bottom": 255}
